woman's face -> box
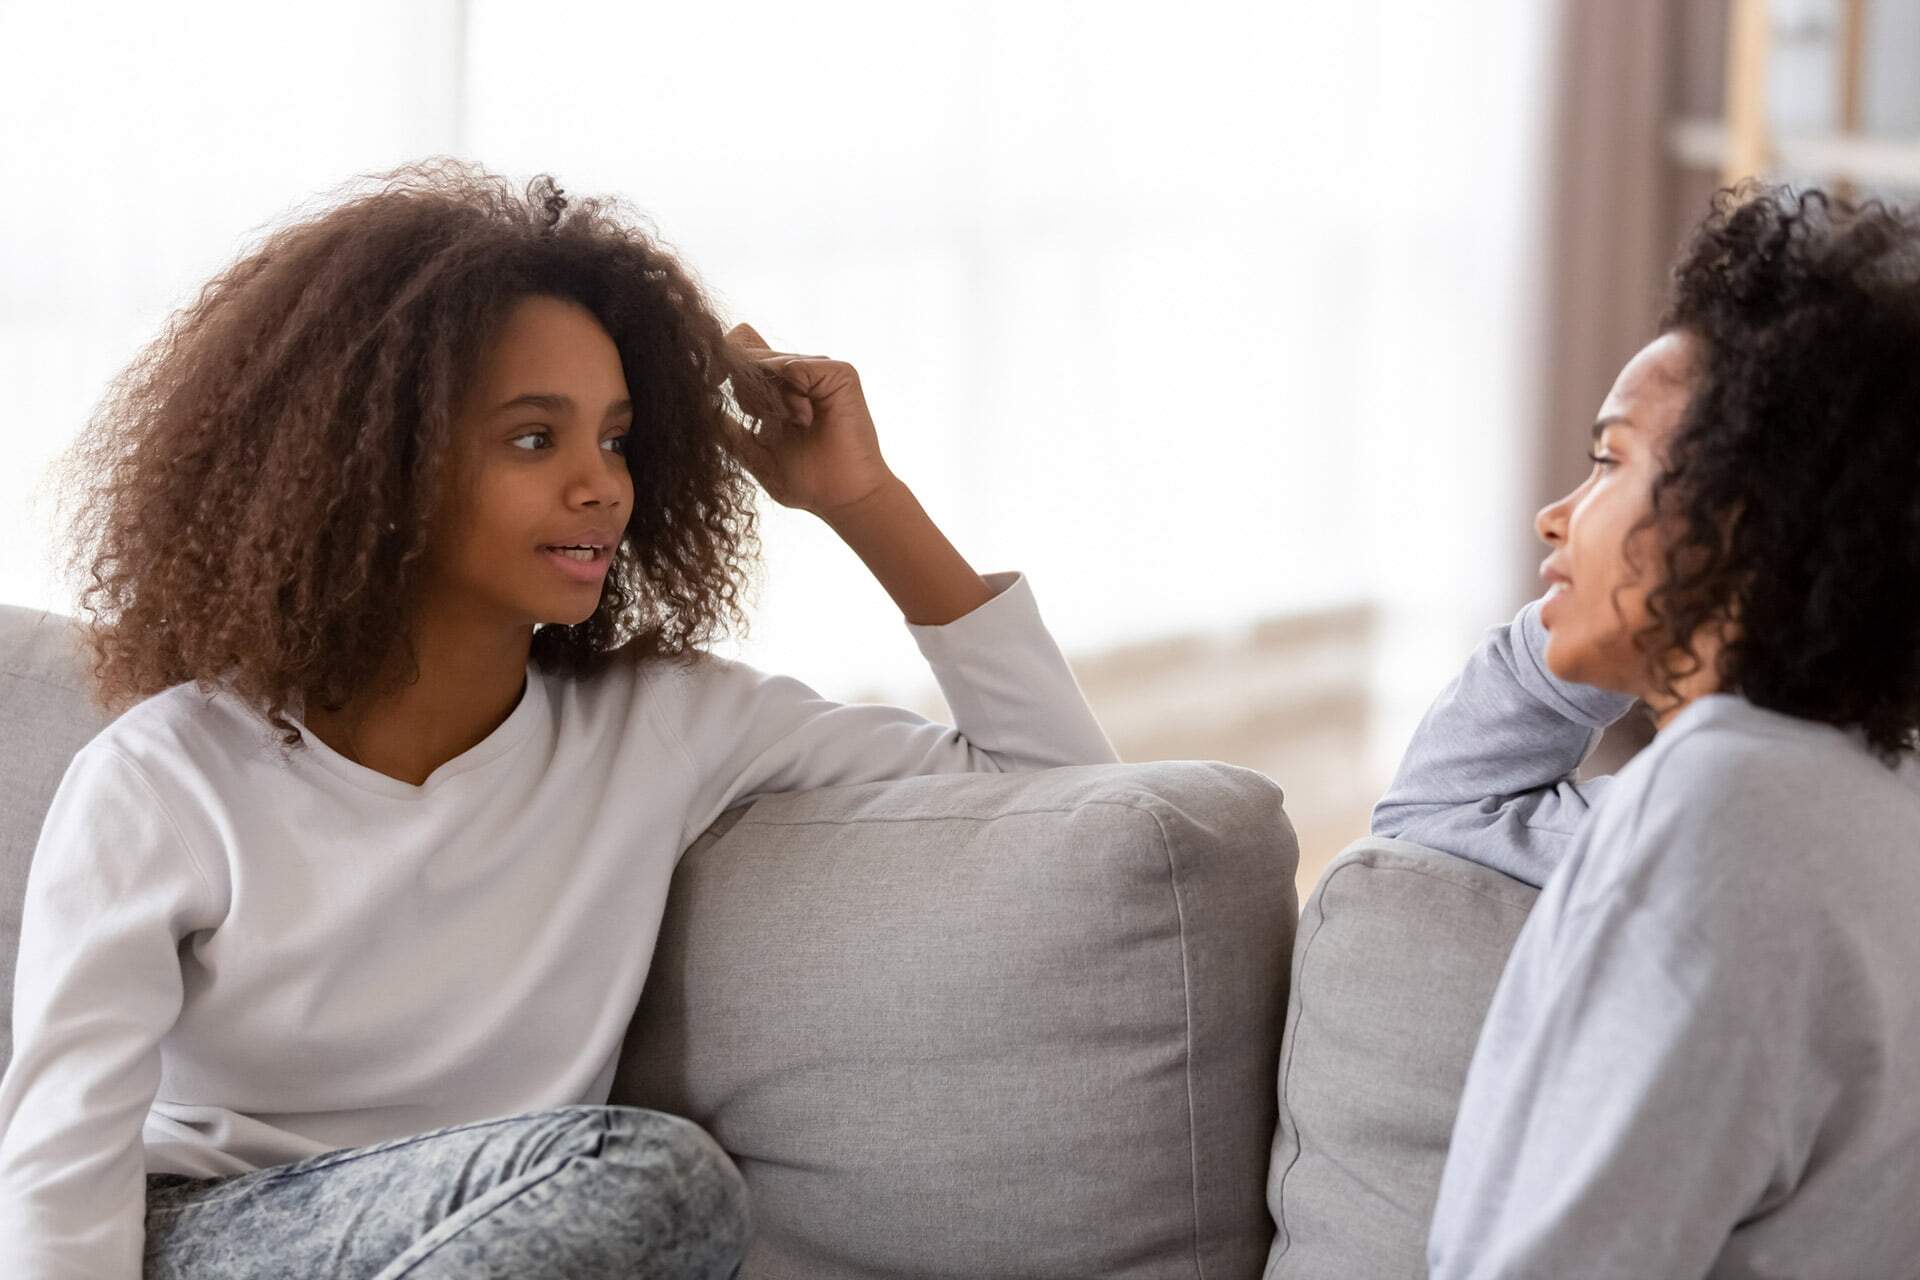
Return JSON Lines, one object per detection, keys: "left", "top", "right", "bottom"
{"left": 426, "top": 294, "right": 636, "bottom": 627}
{"left": 1535, "top": 329, "right": 1698, "bottom": 696}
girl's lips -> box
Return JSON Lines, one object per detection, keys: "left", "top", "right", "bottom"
{"left": 539, "top": 545, "right": 611, "bottom": 584}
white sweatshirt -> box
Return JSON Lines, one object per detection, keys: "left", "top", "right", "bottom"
{"left": 0, "top": 571, "right": 1118, "bottom": 1279}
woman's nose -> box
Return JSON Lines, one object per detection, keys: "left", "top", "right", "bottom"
{"left": 1535, "top": 494, "right": 1570, "bottom": 546}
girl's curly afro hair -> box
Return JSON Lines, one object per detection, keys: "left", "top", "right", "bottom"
{"left": 55, "top": 157, "right": 788, "bottom": 746}
{"left": 1646, "top": 183, "right": 1920, "bottom": 762}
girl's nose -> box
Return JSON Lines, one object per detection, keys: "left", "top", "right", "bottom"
{"left": 566, "top": 473, "right": 623, "bottom": 511}
{"left": 568, "top": 451, "right": 626, "bottom": 510}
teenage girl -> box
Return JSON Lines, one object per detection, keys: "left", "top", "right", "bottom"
{"left": 0, "top": 159, "right": 1117, "bottom": 1279}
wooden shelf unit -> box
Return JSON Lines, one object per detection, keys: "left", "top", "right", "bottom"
{"left": 1670, "top": 0, "right": 1920, "bottom": 191}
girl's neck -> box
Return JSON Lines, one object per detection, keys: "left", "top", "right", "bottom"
{"left": 302, "top": 604, "right": 534, "bottom": 787}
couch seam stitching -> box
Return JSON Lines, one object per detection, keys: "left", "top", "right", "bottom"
{"left": 1357, "top": 862, "right": 1537, "bottom": 914}
{"left": 1269, "top": 853, "right": 1535, "bottom": 1270}
{"left": 1143, "top": 803, "right": 1207, "bottom": 1280}
{"left": 725, "top": 796, "right": 1173, "bottom": 830}
{"left": 1, "top": 668, "right": 91, "bottom": 697}
{"left": 1268, "top": 855, "right": 1346, "bottom": 1266}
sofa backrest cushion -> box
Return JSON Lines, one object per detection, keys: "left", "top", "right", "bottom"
{"left": 1264, "top": 836, "right": 1537, "bottom": 1279}
{"left": 614, "top": 760, "right": 1300, "bottom": 1280}
{"left": 0, "top": 604, "right": 114, "bottom": 1071}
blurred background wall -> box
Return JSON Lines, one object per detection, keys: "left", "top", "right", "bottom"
{"left": 4, "top": 0, "right": 1917, "bottom": 897}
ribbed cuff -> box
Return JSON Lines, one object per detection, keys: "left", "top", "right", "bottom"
{"left": 1516, "top": 596, "right": 1639, "bottom": 729}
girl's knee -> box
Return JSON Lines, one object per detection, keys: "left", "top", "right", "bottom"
{"left": 614, "top": 1110, "right": 745, "bottom": 1198}
{"left": 585, "top": 1107, "right": 751, "bottom": 1259}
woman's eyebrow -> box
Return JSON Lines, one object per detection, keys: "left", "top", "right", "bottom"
{"left": 1591, "top": 414, "right": 1635, "bottom": 440}
{"left": 492, "top": 392, "right": 634, "bottom": 419}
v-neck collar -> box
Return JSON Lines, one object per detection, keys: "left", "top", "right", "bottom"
{"left": 286, "top": 667, "right": 547, "bottom": 799}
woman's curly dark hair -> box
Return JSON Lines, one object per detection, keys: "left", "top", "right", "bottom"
{"left": 1643, "top": 182, "right": 1920, "bottom": 762}
{"left": 54, "top": 156, "right": 787, "bottom": 746}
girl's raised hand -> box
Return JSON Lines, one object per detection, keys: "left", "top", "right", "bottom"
{"left": 722, "top": 323, "right": 896, "bottom": 519}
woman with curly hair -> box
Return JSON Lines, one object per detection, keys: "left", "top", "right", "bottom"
{"left": 1368, "top": 184, "right": 1920, "bottom": 1275}
{"left": 0, "top": 159, "right": 1116, "bottom": 1279}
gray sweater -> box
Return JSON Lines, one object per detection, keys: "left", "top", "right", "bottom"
{"left": 1377, "top": 600, "right": 1920, "bottom": 1277}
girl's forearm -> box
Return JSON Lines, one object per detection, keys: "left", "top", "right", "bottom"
{"left": 820, "top": 475, "right": 994, "bottom": 626}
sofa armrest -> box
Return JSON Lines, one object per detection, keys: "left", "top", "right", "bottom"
{"left": 612, "top": 760, "right": 1298, "bottom": 1280}
{"left": 1265, "top": 836, "right": 1538, "bottom": 1279}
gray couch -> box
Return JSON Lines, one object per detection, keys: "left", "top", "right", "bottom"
{"left": 1263, "top": 838, "right": 1537, "bottom": 1278}
{"left": 3, "top": 603, "right": 1318, "bottom": 1278}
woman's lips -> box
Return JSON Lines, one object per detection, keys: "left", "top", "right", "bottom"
{"left": 1538, "top": 559, "right": 1572, "bottom": 624}
{"left": 1540, "top": 577, "right": 1572, "bottom": 628}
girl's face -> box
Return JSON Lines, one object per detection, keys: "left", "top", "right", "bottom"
{"left": 427, "top": 294, "right": 636, "bottom": 627}
{"left": 1535, "top": 330, "right": 1698, "bottom": 697}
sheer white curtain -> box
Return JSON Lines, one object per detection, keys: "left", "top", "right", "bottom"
{"left": 3, "top": 0, "right": 1559, "bottom": 766}
{"left": 1, "top": 0, "right": 464, "bottom": 608}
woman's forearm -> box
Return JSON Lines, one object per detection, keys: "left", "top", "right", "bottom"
{"left": 1370, "top": 599, "right": 1636, "bottom": 886}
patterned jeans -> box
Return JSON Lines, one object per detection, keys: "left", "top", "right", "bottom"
{"left": 140, "top": 1104, "right": 749, "bottom": 1279}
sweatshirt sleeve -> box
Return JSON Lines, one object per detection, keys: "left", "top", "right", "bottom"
{"left": 0, "top": 743, "right": 226, "bottom": 1280}
{"left": 1369, "top": 597, "right": 1636, "bottom": 886}
{"left": 665, "top": 570, "right": 1119, "bottom": 842}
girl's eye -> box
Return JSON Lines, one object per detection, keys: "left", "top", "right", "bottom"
{"left": 507, "top": 429, "right": 628, "bottom": 454}
{"left": 1585, "top": 449, "right": 1616, "bottom": 470}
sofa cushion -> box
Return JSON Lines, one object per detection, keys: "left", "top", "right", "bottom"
{"left": 614, "top": 760, "right": 1299, "bottom": 1280}
{"left": 0, "top": 604, "right": 113, "bottom": 1072}
{"left": 1264, "top": 836, "right": 1536, "bottom": 1279}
